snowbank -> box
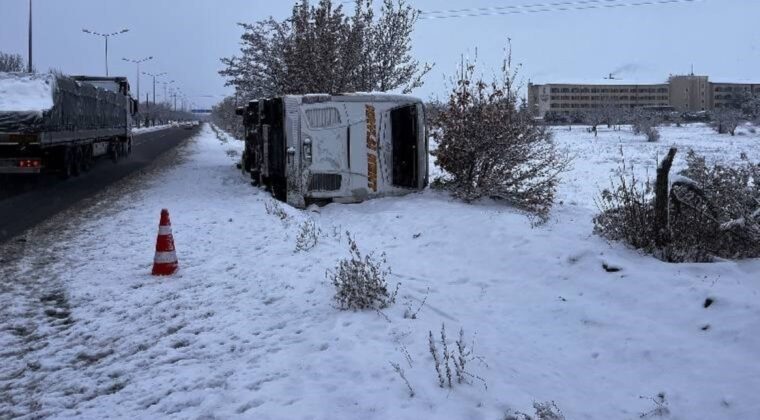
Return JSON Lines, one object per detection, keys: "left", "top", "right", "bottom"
{"left": 0, "top": 72, "right": 55, "bottom": 113}
{"left": 1, "top": 124, "right": 759, "bottom": 419}
{"left": 133, "top": 124, "right": 173, "bottom": 134}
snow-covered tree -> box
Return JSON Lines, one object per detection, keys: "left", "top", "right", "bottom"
{"left": 219, "top": 0, "right": 431, "bottom": 98}
{"left": 372, "top": 0, "right": 431, "bottom": 93}
{"left": 0, "top": 52, "right": 25, "bottom": 72}
{"left": 731, "top": 90, "right": 760, "bottom": 122}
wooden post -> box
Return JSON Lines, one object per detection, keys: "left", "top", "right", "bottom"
{"left": 655, "top": 147, "right": 677, "bottom": 249}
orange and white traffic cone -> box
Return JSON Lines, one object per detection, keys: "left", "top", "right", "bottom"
{"left": 152, "top": 209, "right": 179, "bottom": 276}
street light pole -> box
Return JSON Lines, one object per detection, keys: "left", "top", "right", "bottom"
{"left": 143, "top": 72, "right": 167, "bottom": 105}
{"left": 82, "top": 28, "right": 129, "bottom": 76}
{"left": 163, "top": 80, "right": 175, "bottom": 104}
{"left": 122, "top": 56, "right": 152, "bottom": 105}
{"left": 28, "top": 0, "right": 33, "bottom": 73}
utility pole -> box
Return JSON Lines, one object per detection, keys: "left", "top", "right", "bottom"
{"left": 122, "top": 57, "right": 152, "bottom": 106}
{"left": 28, "top": 0, "right": 33, "bottom": 73}
{"left": 142, "top": 72, "right": 167, "bottom": 105}
{"left": 82, "top": 28, "right": 129, "bottom": 76}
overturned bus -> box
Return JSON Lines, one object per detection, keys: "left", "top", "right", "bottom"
{"left": 237, "top": 94, "right": 428, "bottom": 208}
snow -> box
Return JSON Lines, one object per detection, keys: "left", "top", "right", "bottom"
{"left": 132, "top": 124, "right": 173, "bottom": 134}
{"left": 0, "top": 72, "right": 56, "bottom": 113}
{"left": 529, "top": 77, "right": 668, "bottom": 86}
{"left": 552, "top": 123, "right": 760, "bottom": 210}
{"left": 1, "top": 123, "right": 760, "bottom": 419}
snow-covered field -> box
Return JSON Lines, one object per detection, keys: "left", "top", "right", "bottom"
{"left": 1, "top": 123, "right": 759, "bottom": 419}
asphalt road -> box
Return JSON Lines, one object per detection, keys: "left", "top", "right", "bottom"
{"left": 0, "top": 126, "right": 199, "bottom": 244}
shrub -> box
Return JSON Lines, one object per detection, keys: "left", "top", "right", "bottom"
{"left": 328, "top": 233, "right": 397, "bottom": 310}
{"left": 593, "top": 157, "right": 656, "bottom": 253}
{"left": 710, "top": 108, "right": 743, "bottom": 136}
{"left": 431, "top": 45, "right": 570, "bottom": 222}
{"left": 504, "top": 401, "right": 565, "bottom": 420}
{"left": 264, "top": 199, "right": 288, "bottom": 220}
{"left": 294, "top": 219, "right": 320, "bottom": 252}
{"left": 594, "top": 150, "right": 760, "bottom": 262}
{"left": 632, "top": 110, "right": 661, "bottom": 142}
{"left": 428, "top": 324, "right": 486, "bottom": 389}
{"left": 669, "top": 151, "right": 760, "bottom": 260}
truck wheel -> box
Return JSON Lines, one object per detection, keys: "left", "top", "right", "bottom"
{"left": 72, "top": 146, "right": 84, "bottom": 176}
{"left": 59, "top": 147, "right": 73, "bottom": 180}
{"left": 110, "top": 143, "right": 119, "bottom": 163}
{"left": 82, "top": 145, "right": 94, "bottom": 172}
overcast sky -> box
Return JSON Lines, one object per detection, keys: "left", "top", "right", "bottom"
{"left": 0, "top": 0, "right": 757, "bottom": 108}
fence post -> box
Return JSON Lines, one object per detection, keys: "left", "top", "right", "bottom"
{"left": 655, "top": 147, "right": 677, "bottom": 251}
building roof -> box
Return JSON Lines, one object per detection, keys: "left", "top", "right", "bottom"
{"left": 709, "top": 78, "right": 760, "bottom": 85}
{"left": 529, "top": 77, "right": 668, "bottom": 86}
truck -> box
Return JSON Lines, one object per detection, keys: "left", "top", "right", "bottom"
{"left": 237, "top": 93, "right": 428, "bottom": 208}
{"left": 0, "top": 72, "right": 138, "bottom": 177}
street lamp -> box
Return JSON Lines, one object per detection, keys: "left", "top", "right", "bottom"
{"left": 170, "top": 87, "right": 182, "bottom": 111}
{"left": 82, "top": 28, "right": 129, "bottom": 76}
{"left": 162, "top": 80, "right": 175, "bottom": 104}
{"left": 122, "top": 56, "right": 152, "bottom": 104}
{"left": 142, "top": 71, "right": 167, "bottom": 106}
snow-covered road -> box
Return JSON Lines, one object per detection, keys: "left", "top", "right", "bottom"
{"left": 1, "top": 123, "right": 759, "bottom": 419}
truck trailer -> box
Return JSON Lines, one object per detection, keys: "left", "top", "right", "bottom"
{"left": 237, "top": 93, "right": 428, "bottom": 208}
{"left": 0, "top": 72, "right": 137, "bottom": 177}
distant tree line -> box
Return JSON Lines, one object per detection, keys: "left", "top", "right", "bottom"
{"left": 210, "top": 96, "right": 244, "bottom": 139}
{"left": 136, "top": 102, "right": 196, "bottom": 128}
{"left": 0, "top": 52, "right": 25, "bottom": 72}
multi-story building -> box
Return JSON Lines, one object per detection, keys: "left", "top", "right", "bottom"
{"left": 527, "top": 75, "right": 760, "bottom": 118}
{"left": 710, "top": 81, "right": 760, "bottom": 110}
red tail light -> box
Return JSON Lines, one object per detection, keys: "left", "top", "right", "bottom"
{"left": 18, "top": 159, "right": 42, "bottom": 168}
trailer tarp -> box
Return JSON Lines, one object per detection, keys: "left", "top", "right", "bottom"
{"left": 0, "top": 72, "right": 127, "bottom": 137}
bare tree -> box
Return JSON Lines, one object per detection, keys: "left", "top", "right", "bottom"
{"left": 711, "top": 108, "right": 743, "bottom": 136}
{"left": 631, "top": 109, "right": 661, "bottom": 142}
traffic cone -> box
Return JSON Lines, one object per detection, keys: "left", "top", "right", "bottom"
{"left": 152, "top": 209, "right": 179, "bottom": 276}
